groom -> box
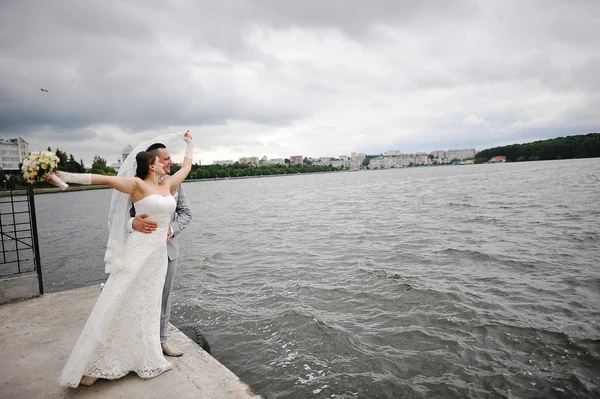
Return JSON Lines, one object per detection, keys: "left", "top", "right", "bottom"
{"left": 129, "top": 142, "right": 192, "bottom": 357}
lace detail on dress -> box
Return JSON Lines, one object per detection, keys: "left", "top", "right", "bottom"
{"left": 59, "top": 195, "right": 176, "bottom": 388}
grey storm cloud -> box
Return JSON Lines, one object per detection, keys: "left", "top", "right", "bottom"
{"left": 0, "top": 0, "right": 598, "bottom": 164}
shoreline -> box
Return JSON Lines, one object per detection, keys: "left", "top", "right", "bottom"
{"left": 3, "top": 158, "right": 593, "bottom": 196}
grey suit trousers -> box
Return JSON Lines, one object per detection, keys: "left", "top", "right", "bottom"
{"left": 161, "top": 257, "right": 178, "bottom": 343}
{"left": 160, "top": 183, "right": 191, "bottom": 343}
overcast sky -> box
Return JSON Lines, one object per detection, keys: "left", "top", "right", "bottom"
{"left": 1, "top": 0, "right": 598, "bottom": 165}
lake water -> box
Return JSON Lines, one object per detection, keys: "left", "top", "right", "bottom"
{"left": 37, "top": 158, "right": 600, "bottom": 398}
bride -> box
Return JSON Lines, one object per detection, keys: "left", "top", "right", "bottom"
{"left": 53, "top": 131, "right": 193, "bottom": 388}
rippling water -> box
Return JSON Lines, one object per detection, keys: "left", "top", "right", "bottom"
{"left": 38, "top": 159, "right": 600, "bottom": 398}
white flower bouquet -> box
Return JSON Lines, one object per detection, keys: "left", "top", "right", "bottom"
{"left": 21, "top": 151, "right": 68, "bottom": 190}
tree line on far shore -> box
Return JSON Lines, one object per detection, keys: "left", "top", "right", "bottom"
{"left": 474, "top": 132, "right": 600, "bottom": 163}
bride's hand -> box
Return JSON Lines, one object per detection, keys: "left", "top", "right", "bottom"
{"left": 183, "top": 130, "right": 193, "bottom": 144}
{"left": 46, "top": 171, "right": 59, "bottom": 186}
{"left": 46, "top": 171, "right": 69, "bottom": 190}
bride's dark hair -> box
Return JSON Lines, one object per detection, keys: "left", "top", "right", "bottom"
{"left": 135, "top": 151, "right": 158, "bottom": 180}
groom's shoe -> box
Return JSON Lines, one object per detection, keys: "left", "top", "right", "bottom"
{"left": 162, "top": 343, "right": 184, "bottom": 357}
{"left": 80, "top": 376, "right": 98, "bottom": 386}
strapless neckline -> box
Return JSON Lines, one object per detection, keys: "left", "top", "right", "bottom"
{"left": 134, "top": 193, "right": 173, "bottom": 204}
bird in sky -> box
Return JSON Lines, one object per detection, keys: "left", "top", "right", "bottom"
{"left": 40, "top": 88, "right": 48, "bottom": 92}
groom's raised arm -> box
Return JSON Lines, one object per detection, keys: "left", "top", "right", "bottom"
{"left": 170, "top": 185, "right": 192, "bottom": 238}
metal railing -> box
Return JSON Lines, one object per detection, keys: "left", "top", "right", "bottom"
{"left": 0, "top": 185, "right": 43, "bottom": 294}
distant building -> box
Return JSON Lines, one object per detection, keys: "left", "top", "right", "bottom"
{"left": 447, "top": 148, "right": 476, "bottom": 160}
{"left": 368, "top": 153, "right": 427, "bottom": 169}
{"left": 290, "top": 155, "right": 303, "bottom": 165}
{"left": 384, "top": 150, "right": 401, "bottom": 156}
{"left": 259, "top": 157, "right": 286, "bottom": 166}
{"left": 489, "top": 156, "right": 506, "bottom": 163}
{"left": 430, "top": 150, "right": 447, "bottom": 159}
{"left": 349, "top": 152, "right": 365, "bottom": 170}
{"left": 313, "top": 156, "right": 348, "bottom": 168}
{"left": 122, "top": 145, "right": 133, "bottom": 161}
{"left": 269, "top": 158, "right": 286, "bottom": 166}
{"left": 110, "top": 160, "right": 121, "bottom": 172}
{"left": 368, "top": 157, "right": 386, "bottom": 169}
{"left": 0, "top": 137, "right": 28, "bottom": 171}
{"left": 111, "top": 145, "right": 134, "bottom": 172}
{"left": 213, "top": 160, "right": 234, "bottom": 165}
{"left": 411, "top": 153, "right": 431, "bottom": 166}
{"left": 351, "top": 152, "right": 366, "bottom": 162}
{"left": 239, "top": 156, "right": 259, "bottom": 165}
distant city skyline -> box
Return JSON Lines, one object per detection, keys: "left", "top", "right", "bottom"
{"left": 215, "top": 146, "right": 477, "bottom": 165}
{"left": 110, "top": 143, "right": 484, "bottom": 168}
{"left": 25, "top": 134, "right": 583, "bottom": 168}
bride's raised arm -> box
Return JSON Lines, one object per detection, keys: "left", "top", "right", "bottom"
{"left": 48, "top": 172, "right": 140, "bottom": 195}
{"left": 166, "top": 131, "right": 193, "bottom": 192}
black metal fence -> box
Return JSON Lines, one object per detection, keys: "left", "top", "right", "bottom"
{"left": 0, "top": 185, "right": 43, "bottom": 294}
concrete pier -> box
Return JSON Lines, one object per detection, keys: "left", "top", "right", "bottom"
{"left": 0, "top": 286, "right": 263, "bottom": 399}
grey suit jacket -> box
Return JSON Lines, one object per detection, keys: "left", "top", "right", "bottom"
{"left": 167, "top": 184, "right": 192, "bottom": 260}
{"left": 130, "top": 183, "right": 192, "bottom": 261}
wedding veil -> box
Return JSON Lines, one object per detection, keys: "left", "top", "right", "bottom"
{"left": 104, "top": 132, "right": 185, "bottom": 274}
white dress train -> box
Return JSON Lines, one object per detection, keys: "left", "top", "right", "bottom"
{"left": 59, "top": 195, "right": 176, "bottom": 388}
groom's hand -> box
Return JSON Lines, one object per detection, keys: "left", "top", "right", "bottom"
{"left": 132, "top": 214, "right": 158, "bottom": 234}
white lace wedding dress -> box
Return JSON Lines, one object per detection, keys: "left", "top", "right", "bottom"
{"left": 59, "top": 194, "right": 176, "bottom": 388}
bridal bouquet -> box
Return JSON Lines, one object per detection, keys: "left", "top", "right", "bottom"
{"left": 21, "top": 151, "right": 68, "bottom": 189}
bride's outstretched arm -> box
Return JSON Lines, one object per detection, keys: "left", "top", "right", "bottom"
{"left": 166, "top": 131, "right": 193, "bottom": 192}
{"left": 48, "top": 172, "right": 140, "bottom": 195}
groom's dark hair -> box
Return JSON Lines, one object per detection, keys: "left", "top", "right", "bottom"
{"left": 146, "top": 143, "right": 166, "bottom": 152}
